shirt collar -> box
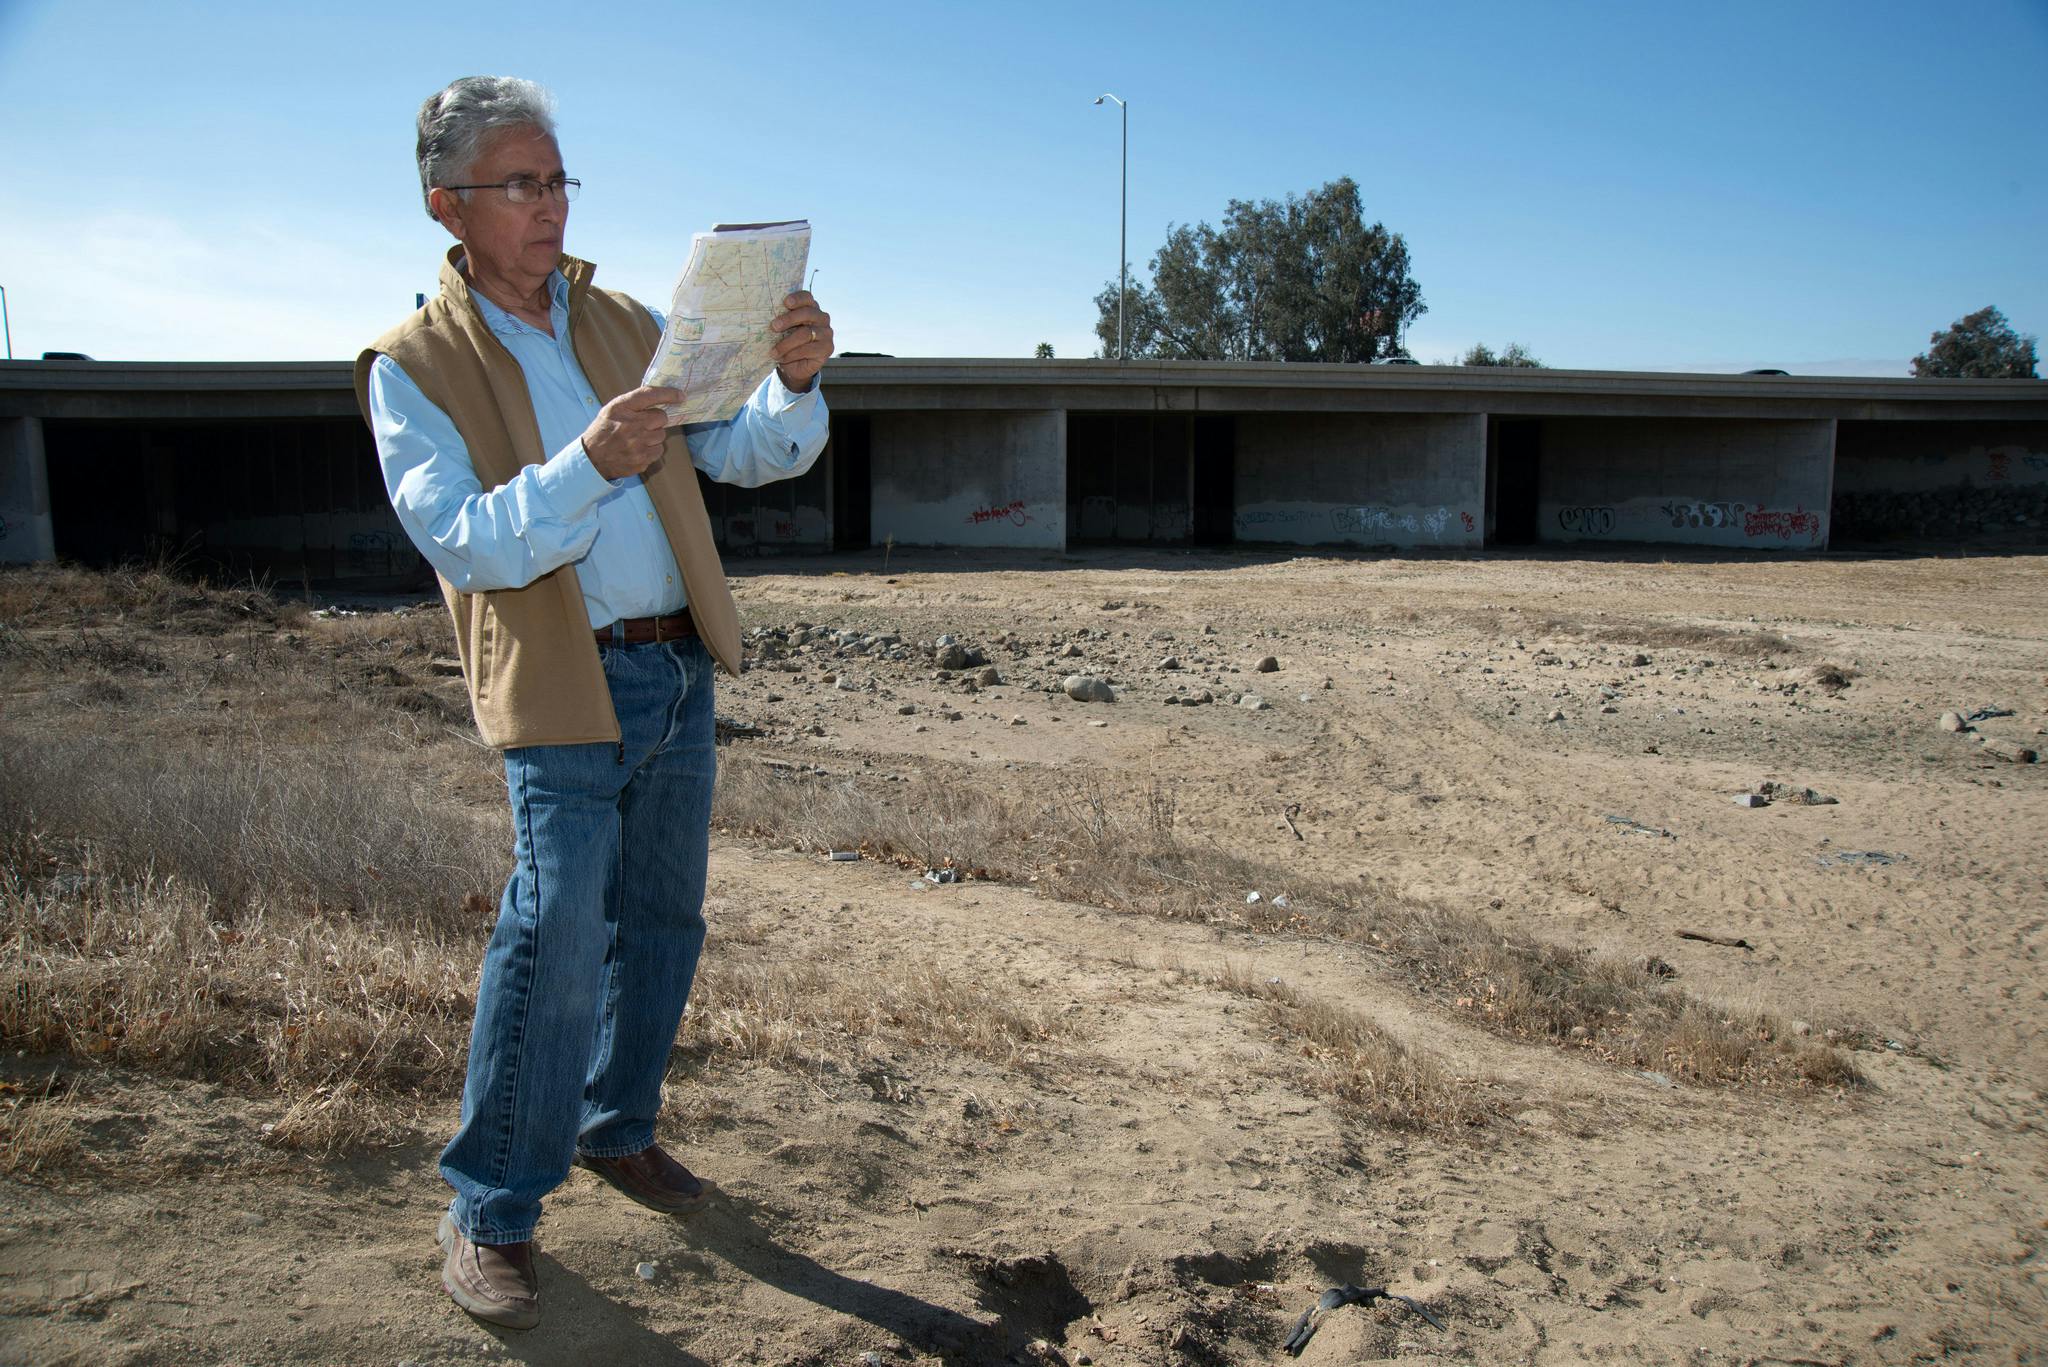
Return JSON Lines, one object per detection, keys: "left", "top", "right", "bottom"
{"left": 458, "top": 259, "right": 570, "bottom": 338}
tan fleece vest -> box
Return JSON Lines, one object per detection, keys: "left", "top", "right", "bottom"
{"left": 353, "top": 248, "right": 741, "bottom": 749}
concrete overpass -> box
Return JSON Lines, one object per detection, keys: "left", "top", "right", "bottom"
{"left": 3, "top": 357, "right": 2044, "bottom": 579}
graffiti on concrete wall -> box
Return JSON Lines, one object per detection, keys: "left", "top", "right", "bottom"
{"left": 1987, "top": 452, "right": 2010, "bottom": 483}
{"left": 1743, "top": 506, "right": 1823, "bottom": 542}
{"left": 966, "top": 499, "right": 1034, "bottom": 527}
{"left": 348, "top": 530, "right": 404, "bottom": 552}
{"left": 1460, "top": 511, "right": 1475, "bottom": 533}
{"left": 1556, "top": 505, "right": 1616, "bottom": 535}
{"left": 1236, "top": 509, "right": 1316, "bottom": 529}
{"left": 1661, "top": 499, "right": 1748, "bottom": 529}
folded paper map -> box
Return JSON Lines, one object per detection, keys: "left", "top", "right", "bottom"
{"left": 642, "top": 219, "right": 811, "bottom": 425}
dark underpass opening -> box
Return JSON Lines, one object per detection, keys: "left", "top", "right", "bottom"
{"left": 1066, "top": 413, "right": 1233, "bottom": 545}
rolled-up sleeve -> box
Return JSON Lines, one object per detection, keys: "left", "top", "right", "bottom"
{"left": 368, "top": 354, "right": 615, "bottom": 593}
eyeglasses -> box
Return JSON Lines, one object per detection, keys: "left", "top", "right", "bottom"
{"left": 440, "top": 176, "right": 581, "bottom": 204}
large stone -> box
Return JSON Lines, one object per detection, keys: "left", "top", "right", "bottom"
{"left": 1063, "top": 674, "right": 1116, "bottom": 703}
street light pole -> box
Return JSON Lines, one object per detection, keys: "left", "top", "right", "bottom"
{"left": 1093, "top": 93, "right": 1126, "bottom": 362}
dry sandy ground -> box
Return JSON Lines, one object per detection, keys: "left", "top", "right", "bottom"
{"left": 4, "top": 548, "right": 2045, "bottom": 1365}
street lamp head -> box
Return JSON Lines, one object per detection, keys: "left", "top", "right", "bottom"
{"left": 1093, "top": 93, "right": 1124, "bottom": 108}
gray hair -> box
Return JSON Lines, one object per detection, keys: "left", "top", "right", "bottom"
{"left": 415, "top": 76, "right": 557, "bottom": 221}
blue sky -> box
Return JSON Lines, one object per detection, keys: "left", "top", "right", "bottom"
{"left": 0, "top": 0, "right": 2042, "bottom": 373}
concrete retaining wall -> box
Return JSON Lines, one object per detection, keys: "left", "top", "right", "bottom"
{"left": 870, "top": 411, "right": 1065, "bottom": 548}
{"left": 0, "top": 417, "right": 56, "bottom": 564}
{"left": 1232, "top": 413, "right": 1485, "bottom": 548}
{"left": 1832, "top": 420, "right": 2048, "bottom": 543}
{"left": 1539, "top": 417, "right": 1835, "bottom": 550}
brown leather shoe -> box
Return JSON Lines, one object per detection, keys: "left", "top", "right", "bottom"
{"left": 574, "top": 1143, "right": 716, "bottom": 1215}
{"left": 437, "top": 1212, "right": 540, "bottom": 1330}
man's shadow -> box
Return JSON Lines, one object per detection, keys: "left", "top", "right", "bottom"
{"left": 482, "top": 1193, "right": 999, "bottom": 1366}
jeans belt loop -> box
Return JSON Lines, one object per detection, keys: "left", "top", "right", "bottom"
{"left": 609, "top": 620, "right": 624, "bottom": 647}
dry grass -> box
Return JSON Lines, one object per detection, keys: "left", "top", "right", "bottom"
{"left": 0, "top": 560, "right": 307, "bottom": 635}
{"left": 684, "top": 960, "right": 1068, "bottom": 1071}
{"left": 1201, "top": 964, "right": 1502, "bottom": 1139}
{"left": 0, "top": 862, "right": 476, "bottom": 1155}
{"left": 0, "top": 1078, "right": 86, "bottom": 1177}
{"left": 714, "top": 762, "right": 1862, "bottom": 1094}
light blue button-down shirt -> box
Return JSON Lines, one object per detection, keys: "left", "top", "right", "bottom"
{"left": 367, "top": 268, "right": 827, "bottom": 626}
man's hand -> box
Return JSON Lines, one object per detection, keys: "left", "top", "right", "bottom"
{"left": 581, "top": 386, "right": 682, "bottom": 480}
{"left": 770, "top": 292, "right": 833, "bottom": 392}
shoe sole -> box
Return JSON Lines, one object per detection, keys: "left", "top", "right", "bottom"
{"left": 573, "top": 1154, "right": 716, "bottom": 1216}
{"left": 437, "top": 1213, "right": 541, "bottom": 1331}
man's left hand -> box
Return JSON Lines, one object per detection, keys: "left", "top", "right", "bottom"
{"left": 770, "top": 292, "right": 833, "bottom": 392}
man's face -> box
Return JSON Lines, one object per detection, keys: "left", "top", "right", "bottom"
{"left": 432, "top": 126, "right": 568, "bottom": 286}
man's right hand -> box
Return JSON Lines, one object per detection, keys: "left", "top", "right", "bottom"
{"left": 581, "top": 386, "right": 683, "bottom": 480}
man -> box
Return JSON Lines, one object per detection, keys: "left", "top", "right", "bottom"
{"left": 353, "top": 76, "right": 833, "bottom": 1330}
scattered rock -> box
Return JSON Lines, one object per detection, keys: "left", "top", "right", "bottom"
{"left": 1157, "top": 655, "right": 1181, "bottom": 671}
{"left": 934, "top": 643, "right": 978, "bottom": 670}
{"left": 897, "top": 703, "right": 917, "bottom": 715}
{"left": 428, "top": 656, "right": 464, "bottom": 677}
{"left": 1733, "top": 793, "right": 1768, "bottom": 808}
{"left": 636, "top": 1261, "right": 657, "bottom": 1281}
{"left": 1058, "top": 642, "right": 1085, "bottom": 658}
{"left": 1238, "top": 693, "right": 1270, "bottom": 710}
{"left": 976, "top": 666, "right": 1003, "bottom": 686}
{"left": 1063, "top": 674, "right": 1115, "bottom": 703}
{"left": 1939, "top": 711, "right": 1967, "bottom": 733}
{"left": 1255, "top": 655, "right": 1280, "bottom": 673}
{"left": 1545, "top": 709, "right": 1565, "bottom": 723}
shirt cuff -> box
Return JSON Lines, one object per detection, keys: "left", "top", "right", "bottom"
{"left": 534, "top": 439, "right": 615, "bottom": 514}
{"left": 766, "top": 368, "right": 823, "bottom": 416}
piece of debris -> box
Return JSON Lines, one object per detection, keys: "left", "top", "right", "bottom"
{"left": 1604, "top": 815, "right": 1677, "bottom": 840}
{"left": 924, "top": 867, "right": 958, "bottom": 885}
{"left": 1281, "top": 804, "right": 1304, "bottom": 841}
{"left": 1676, "top": 930, "right": 1754, "bottom": 951}
{"left": 635, "top": 1261, "right": 657, "bottom": 1281}
{"left": 1817, "top": 850, "right": 1904, "bottom": 868}
{"left": 828, "top": 850, "right": 860, "bottom": 862}
{"left": 1281, "top": 1284, "right": 1444, "bottom": 1356}
{"left": 1643, "top": 955, "right": 1677, "bottom": 977}
{"left": 1246, "top": 891, "right": 1263, "bottom": 904}
{"left": 1757, "top": 780, "right": 1838, "bottom": 805}
{"left": 1965, "top": 706, "right": 2015, "bottom": 724}
{"left": 1980, "top": 738, "right": 2038, "bottom": 764}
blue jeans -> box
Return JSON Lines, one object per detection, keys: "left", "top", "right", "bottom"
{"left": 441, "top": 636, "right": 715, "bottom": 1244}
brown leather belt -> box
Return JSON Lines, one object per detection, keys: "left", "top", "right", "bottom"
{"left": 595, "top": 610, "right": 696, "bottom": 646}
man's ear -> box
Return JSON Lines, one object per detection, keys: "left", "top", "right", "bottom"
{"left": 428, "top": 187, "right": 465, "bottom": 238}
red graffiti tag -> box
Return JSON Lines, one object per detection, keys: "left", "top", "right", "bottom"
{"left": 773, "top": 520, "right": 796, "bottom": 538}
{"left": 1743, "top": 506, "right": 1822, "bottom": 542}
{"left": 1987, "top": 451, "right": 2011, "bottom": 483}
{"left": 966, "top": 500, "right": 1033, "bottom": 527}
{"left": 1459, "top": 511, "right": 1475, "bottom": 533}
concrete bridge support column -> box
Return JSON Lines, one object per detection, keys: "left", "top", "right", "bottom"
{"left": 0, "top": 416, "right": 56, "bottom": 564}
{"left": 869, "top": 410, "right": 1067, "bottom": 549}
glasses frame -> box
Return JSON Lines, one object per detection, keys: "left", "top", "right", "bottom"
{"left": 439, "top": 176, "right": 581, "bottom": 205}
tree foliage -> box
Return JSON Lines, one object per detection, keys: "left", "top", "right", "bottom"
{"left": 1093, "top": 177, "right": 1425, "bottom": 363}
{"left": 1460, "top": 342, "right": 1543, "bottom": 368}
{"left": 1034, "top": 342, "right": 1055, "bottom": 359}
{"left": 1911, "top": 306, "right": 2038, "bottom": 379}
